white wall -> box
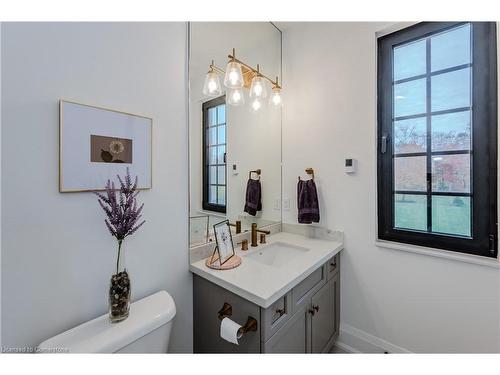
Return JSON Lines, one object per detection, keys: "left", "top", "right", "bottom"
{"left": 1, "top": 22, "right": 192, "bottom": 352}
{"left": 282, "top": 22, "right": 500, "bottom": 352}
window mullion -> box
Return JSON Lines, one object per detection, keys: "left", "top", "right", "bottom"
{"left": 426, "top": 37, "right": 433, "bottom": 233}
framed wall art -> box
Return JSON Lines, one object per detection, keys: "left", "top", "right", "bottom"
{"left": 59, "top": 100, "right": 152, "bottom": 192}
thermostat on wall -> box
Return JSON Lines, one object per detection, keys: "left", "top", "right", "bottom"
{"left": 232, "top": 164, "right": 239, "bottom": 175}
{"left": 345, "top": 158, "right": 357, "bottom": 174}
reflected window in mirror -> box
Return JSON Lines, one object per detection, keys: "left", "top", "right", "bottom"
{"left": 203, "top": 96, "right": 227, "bottom": 213}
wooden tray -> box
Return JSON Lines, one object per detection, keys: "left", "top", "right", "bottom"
{"left": 205, "top": 255, "right": 242, "bottom": 270}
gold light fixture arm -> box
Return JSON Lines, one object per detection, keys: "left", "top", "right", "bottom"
{"left": 210, "top": 63, "right": 226, "bottom": 75}
{"left": 208, "top": 48, "right": 281, "bottom": 89}
{"left": 228, "top": 50, "right": 281, "bottom": 88}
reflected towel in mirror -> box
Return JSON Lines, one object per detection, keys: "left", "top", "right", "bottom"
{"left": 244, "top": 179, "right": 262, "bottom": 216}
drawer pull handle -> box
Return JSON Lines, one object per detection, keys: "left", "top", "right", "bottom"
{"left": 275, "top": 308, "right": 285, "bottom": 317}
{"left": 308, "top": 308, "right": 316, "bottom": 316}
{"left": 330, "top": 262, "right": 337, "bottom": 269}
{"left": 313, "top": 305, "right": 320, "bottom": 312}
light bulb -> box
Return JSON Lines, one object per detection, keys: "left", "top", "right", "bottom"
{"left": 229, "top": 70, "right": 239, "bottom": 85}
{"left": 227, "top": 88, "right": 244, "bottom": 106}
{"left": 253, "top": 82, "right": 263, "bottom": 96}
{"left": 202, "top": 70, "right": 222, "bottom": 97}
{"left": 208, "top": 80, "right": 218, "bottom": 93}
{"left": 224, "top": 61, "right": 244, "bottom": 89}
{"left": 270, "top": 87, "right": 282, "bottom": 106}
{"left": 249, "top": 75, "right": 267, "bottom": 99}
{"left": 251, "top": 98, "right": 262, "bottom": 112}
{"left": 272, "top": 93, "right": 281, "bottom": 105}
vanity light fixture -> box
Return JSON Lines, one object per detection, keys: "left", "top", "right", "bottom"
{"left": 202, "top": 48, "right": 283, "bottom": 110}
{"left": 202, "top": 60, "right": 222, "bottom": 97}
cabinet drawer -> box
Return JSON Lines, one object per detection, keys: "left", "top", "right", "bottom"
{"left": 261, "top": 291, "right": 292, "bottom": 342}
{"left": 327, "top": 254, "right": 340, "bottom": 280}
{"left": 292, "top": 266, "right": 326, "bottom": 311}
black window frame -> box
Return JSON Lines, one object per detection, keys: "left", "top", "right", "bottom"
{"left": 377, "top": 22, "right": 498, "bottom": 258}
{"left": 202, "top": 95, "right": 227, "bottom": 213}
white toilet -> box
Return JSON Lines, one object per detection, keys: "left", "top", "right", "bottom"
{"left": 38, "top": 290, "right": 176, "bottom": 353}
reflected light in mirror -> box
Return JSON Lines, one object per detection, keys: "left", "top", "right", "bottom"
{"left": 227, "top": 88, "right": 245, "bottom": 106}
{"left": 270, "top": 87, "right": 282, "bottom": 106}
{"left": 202, "top": 70, "right": 222, "bottom": 97}
{"left": 251, "top": 98, "right": 263, "bottom": 112}
{"left": 224, "top": 61, "right": 244, "bottom": 89}
{"left": 249, "top": 75, "right": 267, "bottom": 99}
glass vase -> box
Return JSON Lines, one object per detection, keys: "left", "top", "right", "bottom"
{"left": 108, "top": 241, "right": 131, "bottom": 323}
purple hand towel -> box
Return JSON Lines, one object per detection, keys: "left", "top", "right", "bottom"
{"left": 244, "top": 179, "right": 262, "bottom": 216}
{"left": 297, "top": 179, "right": 320, "bottom": 224}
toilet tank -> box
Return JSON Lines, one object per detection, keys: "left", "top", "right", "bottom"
{"left": 38, "top": 290, "right": 176, "bottom": 353}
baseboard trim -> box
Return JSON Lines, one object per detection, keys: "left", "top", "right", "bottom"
{"left": 337, "top": 323, "right": 412, "bottom": 353}
{"left": 334, "top": 341, "right": 360, "bottom": 353}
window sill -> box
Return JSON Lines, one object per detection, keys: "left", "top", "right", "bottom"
{"left": 195, "top": 210, "right": 226, "bottom": 217}
{"left": 376, "top": 239, "right": 500, "bottom": 268}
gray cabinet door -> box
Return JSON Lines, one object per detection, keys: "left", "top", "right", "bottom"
{"left": 263, "top": 306, "right": 308, "bottom": 353}
{"left": 310, "top": 278, "right": 335, "bottom": 353}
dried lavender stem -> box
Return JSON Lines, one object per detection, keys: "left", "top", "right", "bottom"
{"left": 116, "top": 240, "right": 122, "bottom": 275}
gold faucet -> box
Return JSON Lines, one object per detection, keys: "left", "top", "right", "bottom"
{"left": 229, "top": 220, "right": 242, "bottom": 234}
{"left": 251, "top": 223, "right": 271, "bottom": 247}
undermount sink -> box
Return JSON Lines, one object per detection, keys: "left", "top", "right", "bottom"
{"left": 245, "top": 242, "right": 309, "bottom": 267}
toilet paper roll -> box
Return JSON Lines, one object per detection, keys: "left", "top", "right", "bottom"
{"left": 220, "top": 317, "right": 243, "bottom": 345}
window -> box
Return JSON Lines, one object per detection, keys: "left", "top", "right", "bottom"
{"left": 377, "top": 22, "right": 497, "bottom": 257}
{"left": 202, "top": 96, "right": 227, "bottom": 213}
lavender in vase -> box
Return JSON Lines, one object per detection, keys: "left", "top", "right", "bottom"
{"left": 95, "top": 168, "right": 145, "bottom": 322}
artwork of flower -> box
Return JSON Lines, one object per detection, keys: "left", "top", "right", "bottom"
{"left": 91, "top": 135, "right": 133, "bottom": 164}
{"left": 109, "top": 140, "right": 125, "bottom": 155}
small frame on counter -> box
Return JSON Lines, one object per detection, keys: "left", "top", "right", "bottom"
{"left": 189, "top": 215, "right": 210, "bottom": 247}
{"left": 209, "top": 220, "right": 235, "bottom": 266}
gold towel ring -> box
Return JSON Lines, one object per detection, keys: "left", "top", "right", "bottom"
{"left": 249, "top": 169, "right": 261, "bottom": 180}
{"left": 298, "top": 168, "right": 314, "bottom": 181}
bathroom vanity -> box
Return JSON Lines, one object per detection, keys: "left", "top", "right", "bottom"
{"left": 191, "top": 232, "right": 343, "bottom": 353}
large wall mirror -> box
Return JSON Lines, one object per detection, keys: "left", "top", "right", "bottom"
{"left": 189, "top": 22, "right": 282, "bottom": 247}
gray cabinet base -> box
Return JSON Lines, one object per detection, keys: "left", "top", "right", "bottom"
{"left": 193, "top": 255, "right": 340, "bottom": 353}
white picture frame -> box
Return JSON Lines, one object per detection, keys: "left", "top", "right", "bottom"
{"left": 59, "top": 100, "right": 152, "bottom": 192}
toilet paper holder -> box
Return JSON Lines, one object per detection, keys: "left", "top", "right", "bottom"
{"left": 217, "top": 302, "right": 233, "bottom": 320}
{"left": 217, "top": 302, "right": 258, "bottom": 335}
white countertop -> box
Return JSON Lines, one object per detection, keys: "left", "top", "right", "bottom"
{"left": 189, "top": 231, "right": 343, "bottom": 308}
